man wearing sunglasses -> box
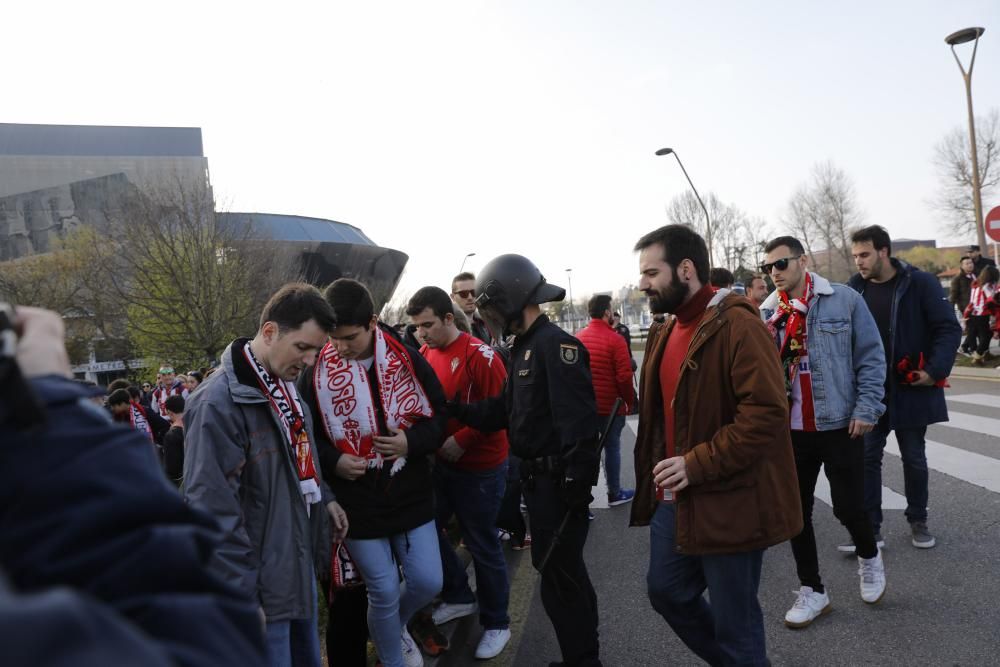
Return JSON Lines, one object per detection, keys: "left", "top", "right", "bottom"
{"left": 451, "top": 272, "right": 493, "bottom": 345}
{"left": 759, "top": 236, "right": 887, "bottom": 628}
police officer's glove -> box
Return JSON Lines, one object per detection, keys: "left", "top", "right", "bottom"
{"left": 445, "top": 400, "right": 468, "bottom": 423}
{"left": 560, "top": 475, "right": 593, "bottom": 511}
{"left": 561, "top": 442, "right": 599, "bottom": 510}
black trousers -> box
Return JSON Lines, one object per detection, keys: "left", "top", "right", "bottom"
{"left": 326, "top": 584, "right": 368, "bottom": 667}
{"left": 790, "top": 429, "right": 877, "bottom": 592}
{"left": 967, "top": 315, "right": 993, "bottom": 355}
{"left": 522, "top": 471, "right": 601, "bottom": 667}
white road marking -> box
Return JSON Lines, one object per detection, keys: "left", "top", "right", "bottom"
{"left": 887, "top": 433, "right": 1000, "bottom": 494}
{"left": 938, "top": 410, "right": 1000, "bottom": 437}
{"left": 948, "top": 394, "right": 1000, "bottom": 410}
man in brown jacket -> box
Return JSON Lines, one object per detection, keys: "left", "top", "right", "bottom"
{"left": 630, "top": 225, "right": 801, "bottom": 666}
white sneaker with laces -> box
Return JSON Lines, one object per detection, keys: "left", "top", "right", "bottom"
{"left": 783, "top": 586, "right": 831, "bottom": 628}
{"left": 401, "top": 626, "right": 424, "bottom": 667}
{"left": 475, "top": 628, "right": 511, "bottom": 659}
{"left": 858, "top": 549, "right": 887, "bottom": 604}
{"left": 431, "top": 601, "right": 478, "bottom": 625}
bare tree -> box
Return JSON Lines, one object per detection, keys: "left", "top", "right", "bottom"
{"left": 783, "top": 162, "right": 864, "bottom": 282}
{"left": 933, "top": 108, "right": 1000, "bottom": 238}
{"left": 667, "top": 191, "right": 753, "bottom": 269}
{"left": 97, "top": 177, "right": 302, "bottom": 367}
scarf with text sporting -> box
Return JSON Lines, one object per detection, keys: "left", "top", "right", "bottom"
{"left": 243, "top": 342, "right": 322, "bottom": 507}
{"left": 765, "top": 271, "right": 814, "bottom": 399}
{"left": 314, "top": 326, "right": 433, "bottom": 477}
{"left": 130, "top": 401, "right": 154, "bottom": 442}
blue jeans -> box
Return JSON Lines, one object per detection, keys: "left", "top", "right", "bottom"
{"left": 601, "top": 414, "right": 626, "bottom": 497}
{"left": 647, "top": 502, "right": 767, "bottom": 667}
{"left": 265, "top": 578, "right": 321, "bottom": 667}
{"left": 434, "top": 461, "right": 510, "bottom": 630}
{"left": 347, "top": 521, "right": 442, "bottom": 667}
{"left": 864, "top": 416, "right": 929, "bottom": 530}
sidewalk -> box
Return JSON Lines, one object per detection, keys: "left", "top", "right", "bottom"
{"left": 428, "top": 541, "right": 531, "bottom": 667}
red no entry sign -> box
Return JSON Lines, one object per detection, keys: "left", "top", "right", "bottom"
{"left": 987, "top": 206, "right": 1000, "bottom": 243}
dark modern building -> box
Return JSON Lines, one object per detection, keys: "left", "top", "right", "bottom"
{"left": 0, "top": 122, "right": 408, "bottom": 380}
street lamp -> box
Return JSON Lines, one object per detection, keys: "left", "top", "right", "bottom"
{"left": 459, "top": 252, "right": 476, "bottom": 273}
{"left": 945, "top": 26, "right": 987, "bottom": 249}
{"left": 565, "top": 268, "right": 574, "bottom": 324}
{"left": 655, "top": 147, "right": 713, "bottom": 265}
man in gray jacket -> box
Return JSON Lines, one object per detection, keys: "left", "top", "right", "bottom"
{"left": 184, "top": 283, "right": 348, "bottom": 667}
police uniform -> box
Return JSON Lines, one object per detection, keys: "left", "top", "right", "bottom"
{"left": 458, "top": 312, "right": 602, "bottom": 667}
{"left": 511, "top": 314, "right": 601, "bottom": 667}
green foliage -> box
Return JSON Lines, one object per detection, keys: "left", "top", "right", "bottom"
{"left": 896, "top": 247, "right": 961, "bottom": 277}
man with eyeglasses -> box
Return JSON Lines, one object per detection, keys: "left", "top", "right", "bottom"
{"left": 451, "top": 272, "right": 493, "bottom": 345}
{"left": 759, "top": 236, "right": 887, "bottom": 628}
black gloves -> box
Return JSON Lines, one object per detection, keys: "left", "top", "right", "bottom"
{"left": 560, "top": 439, "right": 599, "bottom": 510}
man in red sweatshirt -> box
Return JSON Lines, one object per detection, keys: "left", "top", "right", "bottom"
{"left": 631, "top": 225, "right": 800, "bottom": 666}
{"left": 575, "top": 293, "right": 635, "bottom": 506}
{"left": 406, "top": 286, "right": 512, "bottom": 661}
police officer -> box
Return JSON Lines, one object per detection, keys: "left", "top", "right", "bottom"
{"left": 451, "top": 254, "right": 602, "bottom": 667}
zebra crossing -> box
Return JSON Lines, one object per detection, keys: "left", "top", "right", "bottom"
{"left": 610, "top": 391, "right": 1000, "bottom": 511}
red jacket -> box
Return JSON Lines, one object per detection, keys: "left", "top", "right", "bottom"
{"left": 576, "top": 318, "right": 635, "bottom": 416}
{"left": 422, "top": 333, "right": 509, "bottom": 471}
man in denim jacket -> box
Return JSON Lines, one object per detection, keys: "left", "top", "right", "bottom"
{"left": 760, "top": 236, "right": 887, "bottom": 629}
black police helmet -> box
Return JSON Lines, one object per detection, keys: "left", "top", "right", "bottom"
{"left": 474, "top": 254, "right": 566, "bottom": 327}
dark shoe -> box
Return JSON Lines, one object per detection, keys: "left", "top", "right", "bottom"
{"left": 911, "top": 522, "right": 936, "bottom": 549}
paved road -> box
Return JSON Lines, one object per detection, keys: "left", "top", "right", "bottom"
{"left": 506, "top": 375, "right": 1000, "bottom": 666}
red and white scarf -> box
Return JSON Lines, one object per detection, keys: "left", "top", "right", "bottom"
{"left": 243, "top": 342, "right": 322, "bottom": 507}
{"left": 766, "top": 272, "right": 814, "bottom": 399}
{"left": 314, "top": 326, "right": 433, "bottom": 477}
{"left": 152, "top": 382, "right": 188, "bottom": 419}
{"left": 130, "top": 401, "right": 154, "bottom": 442}
{"left": 967, "top": 280, "right": 997, "bottom": 317}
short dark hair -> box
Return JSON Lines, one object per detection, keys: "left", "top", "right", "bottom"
{"left": 709, "top": 267, "right": 735, "bottom": 288}
{"left": 127, "top": 386, "right": 140, "bottom": 401}
{"left": 324, "top": 279, "right": 375, "bottom": 329}
{"left": 188, "top": 371, "right": 203, "bottom": 384}
{"left": 108, "top": 378, "right": 131, "bottom": 393}
{"left": 634, "top": 225, "right": 710, "bottom": 284}
{"left": 165, "top": 395, "right": 185, "bottom": 414}
{"left": 406, "top": 286, "right": 455, "bottom": 321}
{"left": 451, "top": 272, "right": 475, "bottom": 292}
{"left": 588, "top": 294, "right": 613, "bottom": 318}
{"left": 749, "top": 274, "right": 768, "bottom": 289}
{"left": 108, "top": 388, "right": 130, "bottom": 406}
{"left": 850, "top": 225, "right": 892, "bottom": 255}
{"left": 960, "top": 255, "right": 971, "bottom": 262}
{"left": 763, "top": 235, "right": 806, "bottom": 256}
{"left": 259, "top": 282, "right": 337, "bottom": 333}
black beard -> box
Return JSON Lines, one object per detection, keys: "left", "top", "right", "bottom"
{"left": 646, "top": 268, "right": 689, "bottom": 314}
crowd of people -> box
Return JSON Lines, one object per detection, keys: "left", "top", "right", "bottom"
{"left": 1, "top": 221, "right": 976, "bottom": 667}
{"left": 948, "top": 244, "right": 1000, "bottom": 365}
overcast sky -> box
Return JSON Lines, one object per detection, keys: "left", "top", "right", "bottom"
{"left": 6, "top": 1, "right": 999, "bottom": 303}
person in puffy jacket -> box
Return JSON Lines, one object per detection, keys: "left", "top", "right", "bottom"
{"left": 576, "top": 293, "right": 636, "bottom": 506}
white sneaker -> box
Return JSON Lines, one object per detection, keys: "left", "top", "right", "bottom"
{"left": 431, "top": 601, "right": 478, "bottom": 625}
{"left": 783, "top": 586, "right": 831, "bottom": 628}
{"left": 858, "top": 549, "right": 887, "bottom": 604}
{"left": 474, "top": 628, "right": 511, "bottom": 659}
{"left": 401, "top": 626, "right": 424, "bottom": 667}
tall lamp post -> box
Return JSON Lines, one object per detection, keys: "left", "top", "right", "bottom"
{"left": 945, "top": 26, "right": 987, "bottom": 250}
{"left": 656, "top": 147, "right": 713, "bottom": 264}
{"left": 565, "top": 268, "right": 574, "bottom": 325}
{"left": 459, "top": 252, "right": 476, "bottom": 273}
